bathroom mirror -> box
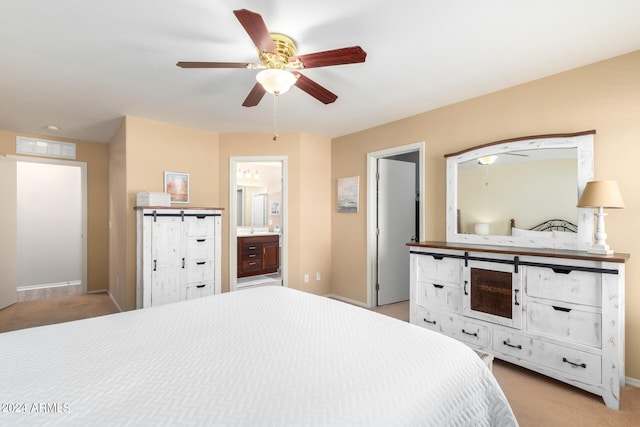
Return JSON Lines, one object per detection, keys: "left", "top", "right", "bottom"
{"left": 445, "top": 131, "right": 595, "bottom": 250}
{"left": 236, "top": 185, "right": 268, "bottom": 227}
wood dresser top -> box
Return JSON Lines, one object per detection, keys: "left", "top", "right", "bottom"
{"left": 407, "top": 241, "right": 630, "bottom": 264}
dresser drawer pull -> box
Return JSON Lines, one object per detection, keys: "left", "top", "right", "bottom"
{"left": 249, "top": 262, "right": 257, "bottom": 266}
{"left": 196, "top": 284, "right": 206, "bottom": 289}
{"left": 423, "top": 318, "right": 436, "bottom": 325}
{"left": 462, "top": 329, "right": 478, "bottom": 337}
{"left": 196, "top": 261, "right": 206, "bottom": 265}
{"left": 552, "top": 305, "right": 572, "bottom": 312}
{"left": 503, "top": 340, "right": 522, "bottom": 350}
{"left": 249, "top": 254, "right": 256, "bottom": 258}
{"left": 248, "top": 246, "right": 257, "bottom": 250}
{"left": 463, "top": 280, "right": 468, "bottom": 295}
{"left": 196, "top": 239, "right": 206, "bottom": 242}
{"left": 562, "top": 357, "right": 586, "bottom": 369}
{"left": 432, "top": 284, "right": 444, "bottom": 289}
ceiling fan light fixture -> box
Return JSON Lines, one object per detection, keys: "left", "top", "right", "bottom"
{"left": 256, "top": 69, "right": 296, "bottom": 95}
{"left": 478, "top": 155, "right": 498, "bottom": 165}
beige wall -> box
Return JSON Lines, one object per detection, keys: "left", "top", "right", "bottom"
{"left": 331, "top": 50, "right": 640, "bottom": 378}
{"left": 0, "top": 129, "right": 109, "bottom": 293}
{"left": 218, "top": 132, "right": 332, "bottom": 295}
{"left": 112, "top": 116, "right": 220, "bottom": 310}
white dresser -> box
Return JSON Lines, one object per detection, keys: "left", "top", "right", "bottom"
{"left": 136, "top": 207, "right": 223, "bottom": 308}
{"left": 408, "top": 241, "right": 628, "bottom": 409}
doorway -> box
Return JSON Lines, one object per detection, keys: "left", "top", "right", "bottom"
{"left": 12, "top": 156, "right": 87, "bottom": 301}
{"left": 367, "top": 142, "right": 424, "bottom": 307}
{"left": 229, "top": 157, "right": 287, "bottom": 291}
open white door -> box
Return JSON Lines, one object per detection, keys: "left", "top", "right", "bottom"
{"left": 0, "top": 156, "right": 18, "bottom": 310}
{"left": 377, "top": 158, "right": 416, "bottom": 305}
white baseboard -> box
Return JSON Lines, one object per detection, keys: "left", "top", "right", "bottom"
{"left": 17, "top": 281, "right": 82, "bottom": 302}
{"left": 324, "top": 293, "right": 369, "bottom": 308}
{"left": 106, "top": 291, "right": 123, "bottom": 312}
{"left": 625, "top": 376, "right": 640, "bottom": 388}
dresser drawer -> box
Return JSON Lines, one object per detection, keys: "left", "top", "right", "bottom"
{"left": 187, "top": 237, "right": 214, "bottom": 260}
{"left": 527, "top": 266, "right": 601, "bottom": 307}
{"left": 186, "top": 282, "right": 214, "bottom": 300}
{"left": 527, "top": 301, "right": 601, "bottom": 348}
{"left": 415, "top": 254, "right": 461, "bottom": 284}
{"left": 416, "top": 280, "right": 461, "bottom": 313}
{"left": 451, "top": 318, "right": 491, "bottom": 348}
{"left": 493, "top": 329, "right": 601, "bottom": 382}
{"left": 415, "top": 307, "right": 453, "bottom": 334}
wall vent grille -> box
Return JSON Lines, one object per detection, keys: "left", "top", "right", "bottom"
{"left": 16, "top": 136, "right": 76, "bottom": 159}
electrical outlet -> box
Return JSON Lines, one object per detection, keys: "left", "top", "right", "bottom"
{"left": 304, "top": 274, "right": 309, "bottom": 283}
{"left": 316, "top": 272, "right": 321, "bottom": 281}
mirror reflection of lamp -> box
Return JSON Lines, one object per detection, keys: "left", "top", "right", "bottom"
{"left": 577, "top": 180, "right": 624, "bottom": 254}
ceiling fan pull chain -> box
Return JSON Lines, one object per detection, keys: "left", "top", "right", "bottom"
{"left": 272, "top": 92, "right": 279, "bottom": 142}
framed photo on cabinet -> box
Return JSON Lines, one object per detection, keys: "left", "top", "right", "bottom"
{"left": 164, "top": 171, "right": 189, "bottom": 203}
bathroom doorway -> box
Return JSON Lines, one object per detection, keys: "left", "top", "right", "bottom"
{"left": 229, "top": 157, "right": 287, "bottom": 291}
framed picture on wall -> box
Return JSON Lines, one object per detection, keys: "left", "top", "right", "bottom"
{"left": 337, "top": 176, "right": 359, "bottom": 213}
{"left": 271, "top": 201, "right": 280, "bottom": 215}
{"left": 164, "top": 171, "right": 189, "bottom": 203}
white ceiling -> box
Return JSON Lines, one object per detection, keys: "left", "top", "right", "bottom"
{"left": 2, "top": 1, "right": 640, "bottom": 144}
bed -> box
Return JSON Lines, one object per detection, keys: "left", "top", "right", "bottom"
{"left": 1, "top": 286, "right": 517, "bottom": 426}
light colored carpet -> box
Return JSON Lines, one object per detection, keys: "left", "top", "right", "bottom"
{"left": 0, "top": 292, "right": 119, "bottom": 333}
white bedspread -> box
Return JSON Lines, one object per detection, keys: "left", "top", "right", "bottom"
{"left": 1, "top": 286, "right": 517, "bottom": 426}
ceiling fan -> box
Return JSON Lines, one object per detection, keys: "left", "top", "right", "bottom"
{"left": 177, "top": 9, "right": 367, "bottom": 107}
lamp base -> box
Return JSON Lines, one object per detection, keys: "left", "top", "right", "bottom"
{"left": 587, "top": 243, "right": 613, "bottom": 255}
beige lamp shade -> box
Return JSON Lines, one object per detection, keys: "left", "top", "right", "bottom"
{"left": 577, "top": 180, "right": 624, "bottom": 209}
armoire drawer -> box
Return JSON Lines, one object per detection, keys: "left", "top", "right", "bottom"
{"left": 415, "top": 280, "right": 461, "bottom": 313}
{"left": 527, "top": 300, "right": 601, "bottom": 348}
{"left": 493, "top": 329, "right": 601, "bottom": 382}
{"left": 527, "top": 266, "right": 601, "bottom": 307}
{"left": 187, "top": 237, "right": 215, "bottom": 260}
{"left": 415, "top": 254, "right": 461, "bottom": 284}
{"left": 183, "top": 216, "right": 215, "bottom": 237}
{"left": 186, "top": 282, "right": 215, "bottom": 300}
{"left": 185, "top": 259, "right": 215, "bottom": 283}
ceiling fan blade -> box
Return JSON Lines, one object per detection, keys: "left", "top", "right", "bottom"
{"left": 233, "top": 9, "right": 275, "bottom": 53}
{"left": 293, "top": 72, "right": 338, "bottom": 104}
{"left": 242, "top": 82, "right": 267, "bottom": 107}
{"left": 176, "top": 61, "right": 254, "bottom": 69}
{"left": 290, "top": 46, "right": 366, "bottom": 69}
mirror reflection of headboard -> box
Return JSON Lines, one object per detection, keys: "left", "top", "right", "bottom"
{"left": 445, "top": 131, "right": 595, "bottom": 250}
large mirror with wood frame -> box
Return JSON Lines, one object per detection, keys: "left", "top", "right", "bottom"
{"left": 445, "top": 131, "right": 595, "bottom": 250}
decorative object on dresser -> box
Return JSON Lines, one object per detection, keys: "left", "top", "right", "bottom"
{"left": 576, "top": 180, "right": 625, "bottom": 255}
{"left": 237, "top": 234, "right": 280, "bottom": 278}
{"left": 135, "top": 207, "right": 223, "bottom": 308}
{"left": 163, "top": 171, "right": 189, "bottom": 203}
{"left": 408, "top": 242, "right": 628, "bottom": 409}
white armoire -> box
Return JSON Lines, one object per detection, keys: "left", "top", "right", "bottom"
{"left": 136, "top": 207, "right": 223, "bottom": 308}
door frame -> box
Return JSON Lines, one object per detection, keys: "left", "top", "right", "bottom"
{"left": 366, "top": 142, "right": 424, "bottom": 307}
{"left": 9, "top": 155, "right": 88, "bottom": 295}
{"left": 228, "top": 156, "right": 288, "bottom": 292}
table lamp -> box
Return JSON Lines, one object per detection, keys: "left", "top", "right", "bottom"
{"left": 577, "top": 180, "right": 624, "bottom": 254}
